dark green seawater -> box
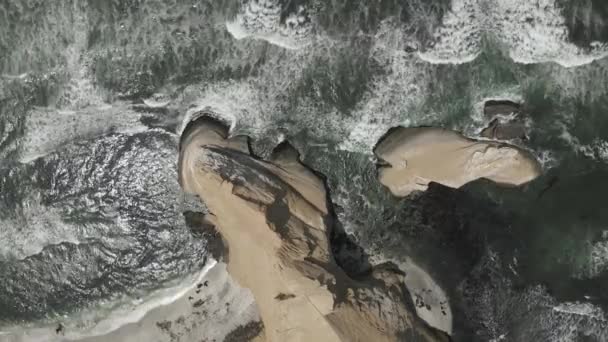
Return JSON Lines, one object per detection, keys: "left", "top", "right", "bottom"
{"left": 1, "top": 0, "right": 608, "bottom": 341}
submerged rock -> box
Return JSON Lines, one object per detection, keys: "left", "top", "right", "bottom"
{"left": 178, "top": 114, "right": 449, "bottom": 342}
{"left": 374, "top": 127, "right": 541, "bottom": 197}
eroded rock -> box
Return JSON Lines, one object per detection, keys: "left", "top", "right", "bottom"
{"left": 179, "top": 114, "right": 449, "bottom": 342}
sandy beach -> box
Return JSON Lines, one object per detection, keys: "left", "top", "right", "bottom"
{"left": 0, "top": 262, "right": 261, "bottom": 342}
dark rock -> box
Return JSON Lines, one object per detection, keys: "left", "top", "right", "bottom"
{"left": 274, "top": 293, "right": 296, "bottom": 301}
{"left": 481, "top": 100, "right": 529, "bottom": 141}
{"left": 156, "top": 320, "right": 172, "bottom": 333}
{"left": 193, "top": 299, "right": 205, "bottom": 308}
{"left": 183, "top": 211, "right": 227, "bottom": 261}
{"left": 480, "top": 118, "right": 527, "bottom": 140}
{"left": 223, "top": 321, "right": 264, "bottom": 342}
{"left": 483, "top": 100, "right": 521, "bottom": 118}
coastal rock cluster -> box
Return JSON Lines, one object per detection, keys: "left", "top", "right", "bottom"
{"left": 178, "top": 115, "right": 450, "bottom": 342}
{"left": 479, "top": 100, "right": 528, "bottom": 142}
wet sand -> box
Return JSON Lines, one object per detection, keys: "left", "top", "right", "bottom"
{"left": 0, "top": 263, "right": 261, "bottom": 342}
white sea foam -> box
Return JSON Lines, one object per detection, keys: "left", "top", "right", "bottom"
{"left": 179, "top": 105, "right": 237, "bottom": 135}
{"left": 553, "top": 302, "right": 606, "bottom": 320}
{"left": 0, "top": 260, "right": 218, "bottom": 341}
{"left": 226, "top": 0, "right": 313, "bottom": 50}
{"left": 571, "top": 230, "right": 608, "bottom": 280}
{"left": 418, "top": 0, "right": 481, "bottom": 65}
{"left": 142, "top": 93, "right": 171, "bottom": 109}
{"left": 0, "top": 205, "right": 91, "bottom": 260}
{"left": 419, "top": 0, "right": 608, "bottom": 67}
{"left": 538, "top": 58, "right": 608, "bottom": 101}
{"left": 559, "top": 134, "right": 608, "bottom": 163}
{"left": 535, "top": 150, "right": 559, "bottom": 170}
{"left": 463, "top": 93, "right": 525, "bottom": 138}
{"left": 178, "top": 89, "right": 241, "bottom": 136}
{"left": 339, "top": 22, "right": 432, "bottom": 153}
{"left": 67, "top": 259, "right": 218, "bottom": 339}
{"left": 176, "top": 81, "right": 279, "bottom": 138}
{"left": 586, "top": 239, "right": 608, "bottom": 279}
{"left": 18, "top": 104, "right": 147, "bottom": 163}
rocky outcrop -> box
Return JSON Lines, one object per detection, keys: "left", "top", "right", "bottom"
{"left": 179, "top": 114, "right": 449, "bottom": 342}
{"left": 374, "top": 127, "right": 541, "bottom": 197}
{"left": 480, "top": 100, "right": 528, "bottom": 141}
{"left": 480, "top": 119, "right": 527, "bottom": 141}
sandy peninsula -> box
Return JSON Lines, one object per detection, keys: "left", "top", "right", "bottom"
{"left": 178, "top": 114, "right": 450, "bottom": 342}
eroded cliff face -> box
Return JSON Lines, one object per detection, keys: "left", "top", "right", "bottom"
{"left": 374, "top": 127, "right": 542, "bottom": 197}
{"left": 178, "top": 114, "right": 449, "bottom": 342}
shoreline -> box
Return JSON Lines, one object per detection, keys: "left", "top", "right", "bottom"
{"left": 0, "top": 260, "right": 225, "bottom": 342}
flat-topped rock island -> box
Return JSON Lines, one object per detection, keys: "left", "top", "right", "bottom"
{"left": 374, "top": 127, "right": 542, "bottom": 197}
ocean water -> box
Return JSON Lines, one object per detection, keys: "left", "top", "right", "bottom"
{"left": 1, "top": 0, "right": 608, "bottom": 341}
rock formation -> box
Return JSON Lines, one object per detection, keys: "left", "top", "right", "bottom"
{"left": 480, "top": 100, "right": 528, "bottom": 141}
{"left": 374, "top": 127, "right": 541, "bottom": 197}
{"left": 482, "top": 100, "right": 520, "bottom": 118}
{"left": 178, "top": 114, "right": 450, "bottom": 342}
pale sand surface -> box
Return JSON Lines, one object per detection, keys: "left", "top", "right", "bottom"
{"left": 79, "top": 263, "right": 260, "bottom": 342}
{"left": 375, "top": 127, "right": 542, "bottom": 197}
{"left": 0, "top": 263, "right": 261, "bottom": 342}
{"left": 178, "top": 116, "right": 450, "bottom": 342}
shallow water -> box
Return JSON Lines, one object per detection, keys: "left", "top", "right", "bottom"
{"left": 1, "top": 0, "right": 608, "bottom": 341}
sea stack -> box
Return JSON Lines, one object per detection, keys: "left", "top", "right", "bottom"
{"left": 178, "top": 114, "right": 449, "bottom": 342}
{"left": 374, "top": 127, "right": 542, "bottom": 197}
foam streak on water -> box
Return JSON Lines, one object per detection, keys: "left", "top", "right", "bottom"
{"left": 226, "top": 0, "right": 313, "bottom": 49}
{"left": 420, "top": 0, "right": 608, "bottom": 67}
